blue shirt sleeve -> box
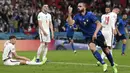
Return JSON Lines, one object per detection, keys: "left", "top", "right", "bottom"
{"left": 89, "top": 12, "right": 99, "bottom": 23}
{"left": 117, "top": 19, "right": 122, "bottom": 26}
{"left": 73, "top": 14, "right": 79, "bottom": 24}
{"left": 64, "top": 23, "right": 68, "bottom": 28}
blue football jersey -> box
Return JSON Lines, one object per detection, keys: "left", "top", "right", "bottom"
{"left": 117, "top": 19, "right": 128, "bottom": 34}
{"left": 64, "top": 23, "right": 76, "bottom": 36}
{"left": 73, "top": 11, "right": 102, "bottom": 38}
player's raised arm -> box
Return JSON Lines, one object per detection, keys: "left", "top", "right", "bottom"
{"left": 67, "top": 6, "right": 75, "bottom": 25}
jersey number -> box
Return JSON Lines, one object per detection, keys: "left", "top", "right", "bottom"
{"left": 105, "top": 16, "right": 109, "bottom": 24}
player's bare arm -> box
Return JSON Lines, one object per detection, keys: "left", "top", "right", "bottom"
{"left": 38, "top": 20, "right": 48, "bottom": 36}
{"left": 92, "top": 21, "right": 102, "bottom": 41}
{"left": 116, "top": 26, "right": 122, "bottom": 36}
{"left": 62, "top": 26, "right": 66, "bottom": 31}
{"left": 67, "top": 6, "right": 75, "bottom": 26}
{"left": 49, "top": 21, "right": 54, "bottom": 39}
{"left": 12, "top": 51, "right": 30, "bottom": 61}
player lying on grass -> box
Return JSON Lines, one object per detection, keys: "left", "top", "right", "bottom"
{"left": 2, "top": 35, "right": 45, "bottom": 66}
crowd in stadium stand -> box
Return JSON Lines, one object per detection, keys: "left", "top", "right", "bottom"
{"left": 0, "top": 0, "right": 130, "bottom": 33}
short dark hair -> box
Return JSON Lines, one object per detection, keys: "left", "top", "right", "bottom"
{"left": 78, "top": 0, "right": 87, "bottom": 4}
{"left": 106, "top": 6, "right": 111, "bottom": 9}
{"left": 78, "top": 0, "right": 87, "bottom": 7}
{"left": 113, "top": 6, "right": 120, "bottom": 9}
{"left": 9, "top": 35, "right": 16, "bottom": 40}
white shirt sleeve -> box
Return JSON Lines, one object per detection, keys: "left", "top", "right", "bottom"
{"left": 110, "top": 14, "right": 117, "bottom": 30}
{"left": 10, "top": 44, "right": 15, "bottom": 53}
{"left": 37, "top": 12, "right": 42, "bottom": 21}
{"left": 49, "top": 14, "right": 52, "bottom": 22}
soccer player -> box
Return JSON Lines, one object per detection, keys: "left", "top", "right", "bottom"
{"left": 2, "top": 35, "right": 44, "bottom": 66}
{"left": 116, "top": 14, "right": 128, "bottom": 55}
{"left": 101, "top": 6, "right": 119, "bottom": 59}
{"left": 36, "top": 4, "right": 54, "bottom": 62}
{"left": 97, "top": 6, "right": 120, "bottom": 66}
{"left": 67, "top": 1, "right": 117, "bottom": 73}
{"left": 62, "top": 22, "right": 77, "bottom": 53}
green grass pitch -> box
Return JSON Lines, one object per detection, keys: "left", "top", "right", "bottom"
{"left": 0, "top": 48, "right": 130, "bottom": 73}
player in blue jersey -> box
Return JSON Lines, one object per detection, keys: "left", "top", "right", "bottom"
{"left": 67, "top": 1, "right": 118, "bottom": 73}
{"left": 62, "top": 22, "right": 77, "bottom": 53}
{"left": 116, "top": 14, "right": 128, "bottom": 55}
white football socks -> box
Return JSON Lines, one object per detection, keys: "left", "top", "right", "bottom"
{"left": 42, "top": 46, "right": 48, "bottom": 61}
{"left": 36, "top": 43, "right": 45, "bottom": 59}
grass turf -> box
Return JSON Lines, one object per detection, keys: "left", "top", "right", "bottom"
{"left": 0, "top": 48, "right": 130, "bottom": 73}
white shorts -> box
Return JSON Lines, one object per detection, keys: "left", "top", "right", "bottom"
{"left": 39, "top": 31, "right": 50, "bottom": 43}
{"left": 102, "top": 30, "right": 113, "bottom": 46}
{"left": 3, "top": 59, "right": 20, "bottom": 66}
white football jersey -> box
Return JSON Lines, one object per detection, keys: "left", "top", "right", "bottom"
{"left": 101, "top": 12, "right": 117, "bottom": 32}
{"left": 37, "top": 12, "right": 52, "bottom": 35}
{"left": 2, "top": 41, "right": 15, "bottom": 60}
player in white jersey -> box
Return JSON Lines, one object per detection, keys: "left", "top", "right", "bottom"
{"left": 35, "top": 4, "right": 54, "bottom": 62}
{"left": 2, "top": 35, "right": 44, "bottom": 65}
{"left": 97, "top": 7, "right": 120, "bottom": 66}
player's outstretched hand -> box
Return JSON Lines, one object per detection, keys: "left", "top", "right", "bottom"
{"left": 68, "top": 6, "right": 73, "bottom": 14}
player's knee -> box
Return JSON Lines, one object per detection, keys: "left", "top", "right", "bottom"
{"left": 89, "top": 43, "right": 96, "bottom": 51}
{"left": 103, "top": 47, "right": 110, "bottom": 54}
{"left": 122, "top": 39, "right": 127, "bottom": 44}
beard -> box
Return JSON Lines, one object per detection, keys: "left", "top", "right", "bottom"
{"left": 78, "top": 9, "right": 84, "bottom": 13}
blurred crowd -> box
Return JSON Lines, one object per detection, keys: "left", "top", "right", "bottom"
{"left": 0, "top": 0, "right": 130, "bottom": 33}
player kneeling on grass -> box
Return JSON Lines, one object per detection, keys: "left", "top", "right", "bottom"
{"left": 2, "top": 35, "right": 45, "bottom": 66}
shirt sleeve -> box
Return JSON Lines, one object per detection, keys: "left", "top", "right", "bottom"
{"left": 73, "top": 15, "right": 79, "bottom": 24}
{"left": 37, "top": 13, "right": 42, "bottom": 21}
{"left": 49, "top": 14, "right": 52, "bottom": 22}
{"left": 10, "top": 45, "right": 15, "bottom": 52}
{"left": 89, "top": 13, "right": 99, "bottom": 23}
{"left": 110, "top": 14, "right": 117, "bottom": 29}
{"left": 73, "top": 24, "right": 77, "bottom": 28}
{"left": 117, "top": 19, "right": 122, "bottom": 27}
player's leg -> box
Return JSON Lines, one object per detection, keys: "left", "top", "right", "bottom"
{"left": 3, "top": 59, "right": 20, "bottom": 66}
{"left": 36, "top": 42, "right": 45, "bottom": 62}
{"left": 62, "top": 36, "right": 70, "bottom": 45}
{"left": 89, "top": 42, "right": 107, "bottom": 72}
{"left": 42, "top": 42, "right": 48, "bottom": 63}
{"left": 17, "top": 60, "right": 44, "bottom": 65}
{"left": 101, "top": 51, "right": 106, "bottom": 59}
{"left": 101, "top": 44, "right": 117, "bottom": 73}
{"left": 121, "top": 39, "right": 127, "bottom": 55}
{"left": 36, "top": 32, "right": 46, "bottom": 62}
{"left": 120, "top": 34, "right": 127, "bottom": 55}
{"left": 69, "top": 36, "right": 76, "bottom": 53}
{"left": 102, "top": 31, "right": 113, "bottom": 59}
{"left": 96, "top": 34, "right": 117, "bottom": 72}
{"left": 98, "top": 35, "right": 114, "bottom": 64}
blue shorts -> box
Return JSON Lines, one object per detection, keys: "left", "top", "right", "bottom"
{"left": 85, "top": 34, "right": 107, "bottom": 49}
{"left": 67, "top": 36, "right": 73, "bottom": 42}
{"left": 116, "top": 34, "right": 126, "bottom": 42}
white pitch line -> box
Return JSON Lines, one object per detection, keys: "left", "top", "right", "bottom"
{"left": 49, "top": 62, "right": 130, "bottom": 68}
